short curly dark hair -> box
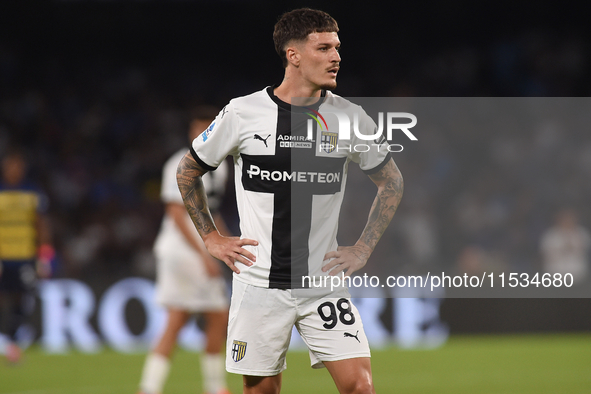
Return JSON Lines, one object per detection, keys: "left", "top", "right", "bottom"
{"left": 273, "top": 8, "right": 339, "bottom": 68}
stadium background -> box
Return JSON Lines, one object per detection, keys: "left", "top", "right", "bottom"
{"left": 1, "top": 1, "right": 590, "bottom": 393}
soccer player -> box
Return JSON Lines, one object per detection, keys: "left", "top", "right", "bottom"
{"left": 176, "top": 8, "right": 403, "bottom": 394}
{"left": 137, "top": 107, "right": 232, "bottom": 394}
{"left": 0, "top": 149, "right": 54, "bottom": 363}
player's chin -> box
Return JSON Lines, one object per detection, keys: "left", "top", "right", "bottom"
{"left": 319, "top": 80, "right": 337, "bottom": 91}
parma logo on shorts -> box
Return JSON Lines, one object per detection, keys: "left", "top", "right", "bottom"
{"left": 231, "top": 340, "right": 247, "bottom": 362}
{"left": 321, "top": 131, "right": 338, "bottom": 153}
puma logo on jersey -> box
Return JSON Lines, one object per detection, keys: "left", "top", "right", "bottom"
{"left": 344, "top": 331, "right": 360, "bottom": 343}
{"left": 254, "top": 134, "right": 271, "bottom": 147}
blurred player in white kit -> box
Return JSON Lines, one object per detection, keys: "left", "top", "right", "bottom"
{"left": 540, "top": 208, "right": 591, "bottom": 284}
{"left": 138, "top": 106, "right": 232, "bottom": 394}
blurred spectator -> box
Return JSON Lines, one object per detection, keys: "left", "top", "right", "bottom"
{"left": 540, "top": 208, "right": 591, "bottom": 284}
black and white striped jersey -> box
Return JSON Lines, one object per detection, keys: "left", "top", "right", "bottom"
{"left": 191, "top": 86, "right": 390, "bottom": 289}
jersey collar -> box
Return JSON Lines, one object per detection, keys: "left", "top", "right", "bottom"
{"left": 266, "top": 85, "right": 327, "bottom": 112}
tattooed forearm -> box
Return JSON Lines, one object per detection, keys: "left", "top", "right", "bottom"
{"left": 360, "top": 159, "right": 403, "bottom": 251}
{"left": 176, "top": 152, "right": 217, "bottom": 237}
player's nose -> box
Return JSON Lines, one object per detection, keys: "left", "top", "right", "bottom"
{"left": 331, "top": 48, "right": 341, "bottom": 62}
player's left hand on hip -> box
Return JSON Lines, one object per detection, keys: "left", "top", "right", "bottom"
{"left": 322, "top": 244, "right": 371, "bottom": 277}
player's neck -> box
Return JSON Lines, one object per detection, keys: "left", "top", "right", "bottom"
{"left": 274, "top": 77, "right": 322, "bottom": 106}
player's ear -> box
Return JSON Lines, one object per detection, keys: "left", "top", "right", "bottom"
{"left": 285, "top": 45, "right": 300, "bottom": 67}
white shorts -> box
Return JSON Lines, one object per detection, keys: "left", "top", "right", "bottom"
{"left": 226, "top": 279, "right": 370, "bottom": 376}
{"left": 154, "top": 244, "right": 229, "bottom": 312}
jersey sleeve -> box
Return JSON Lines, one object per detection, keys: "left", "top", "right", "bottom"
{"left": 191, "top": 102, "right": 240, "bottom": 171}
{"left": 350, "top": 107, "right": 391, "bottom": 175}
{"left": 160, "top": 151, "right": 185, "bottom": 204}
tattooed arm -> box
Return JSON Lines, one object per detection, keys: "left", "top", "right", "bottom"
{"left": 176, "top": 152, "right": 257, "bottom": 273}
{"left": 322, "top": 158, "right": 403, "bottom": 276}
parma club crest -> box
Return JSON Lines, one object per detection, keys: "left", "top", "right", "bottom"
{"left": 321, "top": 131, "right": 338, "bottom": 153}
{"left": 231, "top": 340, "right": 247, "bottom": 362}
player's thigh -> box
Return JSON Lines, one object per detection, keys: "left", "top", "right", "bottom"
{"left": 296, "top": 296, "right": 370, "bottom": 368}
{"left": 226, "top": 280, "right": 296, "bottom": 376}
{"left": 324, "top": 357, "right": 375, "bottom": 394}
{"left": 204, "top": 309, "right": 228, "bottom": 330}
{"left": 165, "top": 308, "right": 192, "bottom": 331}
{"left": 203, "top": 310, "right": 228, "bottom": 352}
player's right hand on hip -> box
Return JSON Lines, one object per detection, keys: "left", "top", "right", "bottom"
{"left": 203, "top": 232, "right": 258, "bottom": 274}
